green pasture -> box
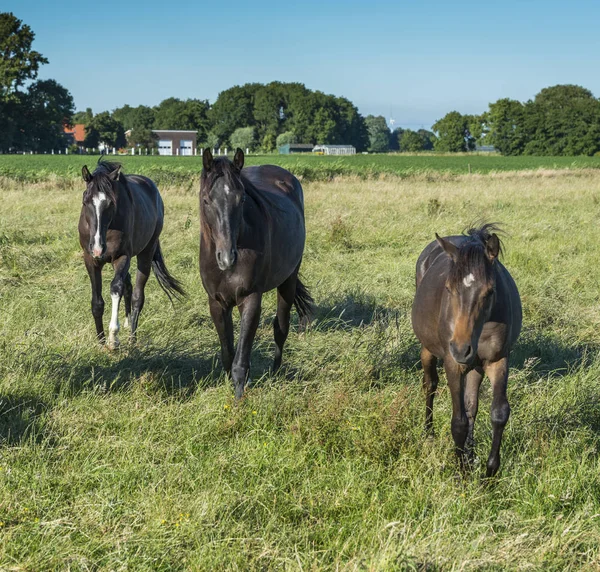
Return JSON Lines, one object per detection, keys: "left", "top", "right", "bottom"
{"left": 1, "top": 169, "right": 600, "bottom": 569}
{"left": 1, "top": 153, "right": 600, "bottom": 186}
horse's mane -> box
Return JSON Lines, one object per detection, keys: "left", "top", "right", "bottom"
{"left": 83, "top": 160, "right": 124, "bottom": 203}
{"left": 449, "top": 223, "right": 504, "bottom": 285}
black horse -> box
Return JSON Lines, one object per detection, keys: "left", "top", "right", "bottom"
{"left": 78, "top": 160, "right": 184, "bottom": 349}
{"left": 200, "top": 148, "right": 313, "bottom": 399}
{"left": 411, "top": 224, "right": 522, "bottom": 477}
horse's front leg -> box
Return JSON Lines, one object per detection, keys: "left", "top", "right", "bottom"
{"left": 484, "top": 357, "right": 510, "bottom": 478}
{"left": 444, "top": 360, "right": 469, "bottom": 471}
{"left": 107, "top": 255, "right": 130, "bottom": 350}
{"left": 84, "top": 254, "right": 105, "bottom": 344}
{"left": 208, "top": 297, "right": 234, "bottom": 375}
{"left": 232, "top": 292, "right": 262, "bottom": 400}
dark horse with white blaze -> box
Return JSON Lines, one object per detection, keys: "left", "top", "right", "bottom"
{"left": 411, "top": 224, "right": 522, "bottom": 477}
{"left": 78, "top": 160, "right": 185, "bottom": 349}
{"left": 200, "top": 148, "right": 313, "bottom": 399}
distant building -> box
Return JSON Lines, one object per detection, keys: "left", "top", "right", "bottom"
{"left": 64, "top": 124, "right": 86, "bottom": 149}
{"left": 475, "top": 144, "right": 497, "bottom": 153}
{"left": 125, "top": 129, "right": 197, "bottom": 156}
{"left": 312, "top": 144, "right": 356, "bottom": 156}
{"left": 278, "top": 143, "right": 314, "bottom": 155}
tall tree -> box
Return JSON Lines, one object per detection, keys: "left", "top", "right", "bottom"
{"left": 364, "top": 115, "right": 390, "bottom": 153}
{"left": 0, "top": 12, "right": 48, "bottom": 100}
{"left": 154, "top": 97, "right": 210, "bottom": 141}
{"left": 209, "top": 84, "right": 260, "bottom": 145}
{"left": 21, "top": 79, "right": 74, "bottom": 152}
{"left": 523, "top": 85, "right": 600, "bottom": 156}
{"left": 72, "top": 107, "right": 93, "bottom": 125}
{"left": 433, "top": 111, "right": 478, "bottom": 152}
{"left": 483, "top": 98, "right": 528, "bottom": 155}
{"left": 85, "top": 111, "right": 126, "bottom": 149}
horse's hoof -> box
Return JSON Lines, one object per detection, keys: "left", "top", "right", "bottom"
{"left": 123, "top": 317, "right": 130, "bottom": 328}
{"left": 107, "top": 338, "right": 120, "bottom": 351}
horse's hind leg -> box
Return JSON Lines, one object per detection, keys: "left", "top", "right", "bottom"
{"left": 107, "top": 255, "right": 131, "bottom": 350}
{"left": 272, "top": 273, "right": 297, "bottom": 373}
{"left": 130, "top": 251, "right": 152, "bottom": 342}
{"left": 464, "top": 366, "right": 484, "bottom": 465}
{"left": 421, "top": 346, "right": 439, "bottom": 436}
{"left": 84, "top": 254, "right": 105, "bottom": 344}
{"left": 123, "top": 272, "right": 133, "bottom": 329}
{"left": 484, "top": 357, "right": 510, "bottom": 478}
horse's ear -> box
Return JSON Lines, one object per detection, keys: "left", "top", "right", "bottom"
{"left": 436, "top": 233, "right": 458, "bottom": 262}
{"left": 485, "top": 233, "right": 500, "bottom": 262}
{"left": 109, "top": 166, "right": 121, "bottom": 181}
{"left": 82, "top": 165, "right": 92, "bottom": 183}
{"left": 233, "top": 148, "right": 244, "bottom": 171}
{"left": 203, "top": 148, "right": 213, "bottom": 171}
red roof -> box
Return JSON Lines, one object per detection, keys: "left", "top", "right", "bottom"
{"left": 64, "top": 124, "right": 86, "bottom": 142}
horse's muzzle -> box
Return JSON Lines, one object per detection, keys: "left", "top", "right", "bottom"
{"left": 449, "top": 340, "right": 474, "bottom": 365}
{"left": 216, "top": 248, "right": 237, "bottom": 271}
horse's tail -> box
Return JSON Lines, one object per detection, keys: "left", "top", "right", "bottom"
{"left": 294, "top": 277, "right": 315, "bottom": 324}
{"left": 152, "top": 241, "right": 186, "bottom": 303}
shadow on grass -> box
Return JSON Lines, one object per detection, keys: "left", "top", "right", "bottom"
{"left": 0, "top": 394, "right": 50, "bottom": 446}
{"left": 44, "top": 341, "right": 280, "bottom": 400}
{"left": 511, "top": 329, "right": 600, "bottom": 378}
{"left": 311, "top": 293, "right": 398, "bottom": 332}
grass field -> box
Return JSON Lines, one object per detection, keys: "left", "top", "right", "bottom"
{"left": 1, "top": 166, "right": 600, "bottom": 569}
{"left": 1, "top": 153, "right": 600, "bottom": 185}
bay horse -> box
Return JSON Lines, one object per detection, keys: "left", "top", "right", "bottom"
{"left": 78, "top": 160, "right": 185, "bottom": 349}
{"left": 200, "top": 148, "right": 313, "bottom": 399}
{"left": 411, "top": 224, "right": 522, "bottom": 477}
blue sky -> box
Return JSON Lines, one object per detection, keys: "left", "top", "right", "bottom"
{"left": 6, "top": 0, "right": 600, "bottom": 129}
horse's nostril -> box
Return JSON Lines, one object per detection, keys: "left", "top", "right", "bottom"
{"left": 465, "top": 345, "right": 472, "bottom": 358}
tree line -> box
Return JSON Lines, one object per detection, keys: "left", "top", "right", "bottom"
{"left": 2, "top": 12, "right": 600, "bottom": 156}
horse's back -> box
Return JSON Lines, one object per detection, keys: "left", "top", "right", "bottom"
{"left": 124, "top": 174, "right": 164, "bottom": 251}
{"left": 241, "top": 165, "right": 304, "bottom": 211}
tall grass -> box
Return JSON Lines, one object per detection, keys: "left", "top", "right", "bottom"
{"left": 0, "top": 171, "right": 600, "bottom": 569}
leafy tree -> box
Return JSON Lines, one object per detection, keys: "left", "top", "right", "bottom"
{"left": 85, "top": 111, "right": 126, "bottom": 149}
{"left": 21, "top": 79, "right": 74, "bottom": 152}
{"left": 230, "top": 127, "right": 257, "bottom": 151}
{"left": 209, "top": 84, "right": 260, "bottom": 145}
{"left": 0, "top": 12, "right": 48, "bottom": 100}
{"left": 153, "top": 98, "right": 210, "bottom": 141}
{"left": 72, "top": 107, "right": 93, "bottom": 125}
{"left": 389, "top": 128, "right": 404, "bottom": 151}
{"left": 417, "top": 129, "right": 436, "bottom": 151}
{"left": 205, "top": 131, "right": 220, "bottom": 150}
{"left": 433, "top": 111, "right": 478, "bottom": 152}
{"left": 523, "top": 85, "right": 600, "bottom": 156}
{"left": 126, "top": 128, "right": 157, "bottom": 150}
{"left": 399, "top": 129, "right": 430, "bottom": 152}
{"left": 276, "top": 131, "right": 297, "bottom": 147}
{"left": 483, "top": 98, "right": 528, "bottom": 155}
{"left": 365, "top": 115, "right": 390, "bottom": 153}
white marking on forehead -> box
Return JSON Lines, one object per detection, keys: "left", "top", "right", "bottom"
{"left": 92, "top": 192, "right": 107, "bottom": 207}
{"left": 224, "top": 184, "right": 230, "bottom": 194}
{"left": 463, "top": 273, "right": 475, "bottom": 287}
{"left": 92, "top": 192, "right": 107, "bottom": 252}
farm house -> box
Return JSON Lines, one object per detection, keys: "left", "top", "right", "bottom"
{"left": 312, "top": 144, "right": 356, "bottom": 155}
{"left": 125, "top": 129, "right": 198, "bottom": 155}
{"left": 154, "top": 130, "right": 197, "bottom": 156}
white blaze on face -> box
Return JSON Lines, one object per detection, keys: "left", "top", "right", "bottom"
{"left": 463, "top": 273, "right": 475, "bottom": 288}
{"left": 223, "top": 184, "right": 230, "bottom": 194}
{"left": 107, "top": 291, "right": 121, "bottom": 349}
{"left": 92, "top": 192, "right": 107, "bottom": 254}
